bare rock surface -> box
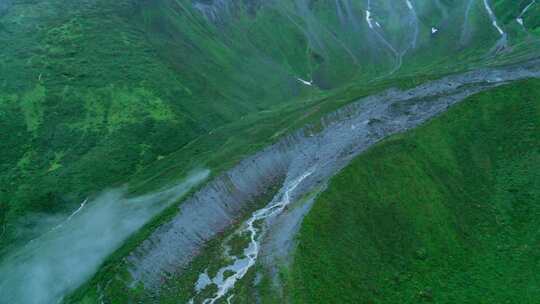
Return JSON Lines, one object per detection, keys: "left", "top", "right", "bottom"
{"left": 127, "top": 58, "right": 540, "bottom": 289}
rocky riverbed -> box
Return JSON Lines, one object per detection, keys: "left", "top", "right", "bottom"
{"left": 126, "top": 58, "right": 540, "bottom": 299}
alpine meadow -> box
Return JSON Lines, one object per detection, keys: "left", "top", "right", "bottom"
{"left": 1, "top": 0, "right": 540, "bottom": 303}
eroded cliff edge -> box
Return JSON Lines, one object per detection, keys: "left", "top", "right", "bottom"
{"left": 126, "top": 59, "right": 540, "bottom": 290}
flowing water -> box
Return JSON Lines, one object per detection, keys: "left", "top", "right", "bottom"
{"left": 483, "top": 0, "right": 508, "bottom": 53}
{"left": 517, "top": 0, "right": 536, "bottom": 28}
{"left": 364, "top": 0, "right": 420, "bottom": 75}
{"left": 365, "top": 0, "right": 401, "bottom": 74}
{"left": 191, "top": 170, "right": 314, "bottom": 304}
{"left": 25, "top": 199, "right": 88, "bottom": 247}
{"left": 483, "top": 0, "right": 504, "bottom": 35}
{"left": 405, "top": 0, "right": 419, "bottom": 49}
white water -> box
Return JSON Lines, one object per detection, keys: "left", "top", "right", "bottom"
{"left": 195, "top": 271, "right": 212, "bottom": 292}
{"left": 406, "top": 0, "right": 413, "bottom": 10}
{"left": 365, "top": 9, "right": 374, "bottom": 29}
{"left": 366, "top": 0, "right": 373, "bottom": 27}
{"left": 65, "top": 200, "right": 87, "bottom": 222}
{"left": 364, "top": 0, "right": 402, "bottom": 75}
{"left": 517, "top": 0, "right": 536, "bottom": 27}
{"left": 483, "top": 0, "right": 505, "bottom": 35}
{"left": 369, "top": 0, "right": 419, "bottom": 75}
{"left": 364, "top": 1, "right": 381, "bottom": 29}
{"left": 520, "top": 0, "right": 536, "bottom": 17}
{"left": 25, "top": 198, "right": 88, "bottom": 247}
{"left": 405, "top": 0, "right": 419, "bottom": 49}
{"left": 297, "top": 78, "right": 313, "bottom": 86}
{"left": 192, "top": 170, "right": 314, "bottom": 304}
{"left": 483, "top": 0, "right": 508, "bottom": 54}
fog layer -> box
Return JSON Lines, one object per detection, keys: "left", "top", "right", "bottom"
{"left": 0, "top": 169, "right": 209, "bottom": 304}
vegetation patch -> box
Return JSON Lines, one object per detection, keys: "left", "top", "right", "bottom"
{"left": 291, "top": 79, "right": 540, "bottom": 303}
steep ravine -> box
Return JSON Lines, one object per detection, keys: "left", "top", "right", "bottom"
{"left": 124, "top": 58, "right": 540, "bottom": 301}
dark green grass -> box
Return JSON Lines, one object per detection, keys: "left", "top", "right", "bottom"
{"left": 291, "top": 79, "right": 540, "bottom": 304}
{"left": 1, "top": 1, "right": 540, "bottom": 301}
{"left": 1, "top": 0, "right": 539, "bottom": 256}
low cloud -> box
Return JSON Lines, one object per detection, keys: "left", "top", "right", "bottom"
{"left": 0, "top": 169, "right": 209, "bottom": 304}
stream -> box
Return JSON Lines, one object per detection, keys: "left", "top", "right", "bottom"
{"left": 190, "top": 169, "right": 314, "bottom": 303}
{"left": 126, "top": 58, "right": 540, "bottom": 298}
{"left": 483, "top": 0, "right": 504, "bottom": 35}
{"left": 405, "top": 0, "right": 419, "bottom": 49}
{"left": 25, "top": 199, "right": 88, "bottom": 247}
{"left": 517, "top": 0, "right": 536, "bottom": 27}
{"left": 365, "top": 0, "right": 402, "bottom": 74}
{"left": 483, "top": 0, "right": 508, "bottom": 53}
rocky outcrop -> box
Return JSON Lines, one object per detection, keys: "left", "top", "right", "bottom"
{"left": 126, "top": 58, "right": 540, "bottom": 289}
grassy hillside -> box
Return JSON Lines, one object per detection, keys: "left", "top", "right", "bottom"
{"left": 1, "top": 1, "right": 540, "bottom": 301}
{"left": 0, "top": 0, "right": 312, "bottom": 253}
{"left": 2, "top": 0, "right": 539, "bottom": 255}
{"left": 291, "top": 78, "right": 540, "bottom": 303}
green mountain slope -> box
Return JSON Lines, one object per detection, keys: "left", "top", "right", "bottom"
{"left": 1, "top": 0, "right": 540, "bottom": 302}
{"left": 291, "top": 79, "right": 540, "bottom": 303}
{"left": 1, "top": 0, "right": 539, "bottom": 254}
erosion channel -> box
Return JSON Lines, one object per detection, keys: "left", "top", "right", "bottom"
{"left": 126, "top": 58, "right": 540, "bottom": 302}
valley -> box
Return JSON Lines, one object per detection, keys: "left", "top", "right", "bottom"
{"left": 0, "top": 0, "right": 540, "bottom": 303}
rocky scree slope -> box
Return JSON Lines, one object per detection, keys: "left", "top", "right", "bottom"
{"left": 75, "top": 59, "right": 540, "bottom": 303}
{"left": 2, "top": 0, "right": 539, "bottom": 256}
{"left": 0, "top": 0, "right": 540, "bottom": 302}
{"left": 0, "top": 0, "right": 538, "bottom": 248}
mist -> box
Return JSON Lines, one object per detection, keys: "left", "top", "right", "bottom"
{"left": 0, "top": 169, "right": 209, "bottom": 304}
